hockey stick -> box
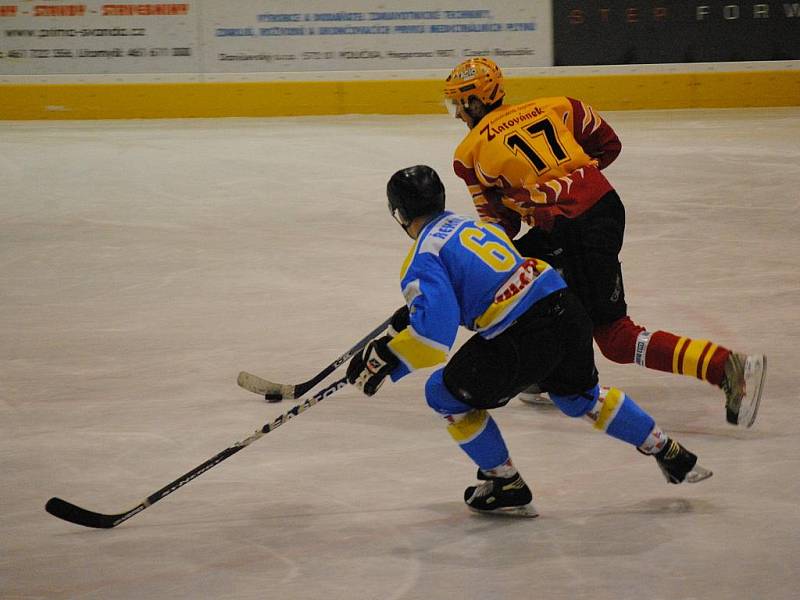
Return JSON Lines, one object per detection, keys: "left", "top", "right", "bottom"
{"left": 45, "top": 376, "right": 349, "bottom": 529}
{"left": 238, "top": 310, "right": 399, "bottom": 402}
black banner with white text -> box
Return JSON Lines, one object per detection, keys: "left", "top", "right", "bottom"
{"left": 553, "top": 1, "right": 800, "bottom": 65}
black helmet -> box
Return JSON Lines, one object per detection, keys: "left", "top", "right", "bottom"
{"left": 386, "top": 165, "right": 446, "bottom": 227}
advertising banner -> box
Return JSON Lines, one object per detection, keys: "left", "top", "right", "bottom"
{"left": 0, "top": 1, "right": 554, "bottom": 76}
{"left": 553, "top": 1, "right": 800, "bottom": 65}
{"left": 4, "top": 1, "right": 796, "bottom": 78}
{"left": 202, "top": 1, "right": 552, "bottom": 74}
{"left": 0, "top": 1, "right": 199, "bottom": 74}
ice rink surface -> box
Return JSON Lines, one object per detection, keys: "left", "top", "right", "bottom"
{"left": 2, "top": 107, "right": 799, "bottom": 600}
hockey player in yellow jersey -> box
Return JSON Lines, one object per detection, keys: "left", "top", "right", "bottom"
{"left": 444, "top": 57, "right": 766, "bottom": 427}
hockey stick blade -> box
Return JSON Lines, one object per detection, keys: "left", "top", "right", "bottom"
{"left": 237, "top": 371, "right": 293, "bottom": 400}
{"left": 44, "top": 376, "right": 349, "bottom": 529}
{"left": 239, "top": 309, "right": 399, "bottom": 402}
{"left": 45, "top": 497, "right": 143, "bottom": 529}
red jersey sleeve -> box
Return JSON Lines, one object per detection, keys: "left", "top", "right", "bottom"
{"left": 567, "top": 98, "right": 622, "bottom": 170}
{"left": 453, "top": 160, "right": 521, "bottom": 239}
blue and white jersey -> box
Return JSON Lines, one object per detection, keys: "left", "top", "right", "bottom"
{"left": 388, "top": 211, "right": 566, "bottom": 380}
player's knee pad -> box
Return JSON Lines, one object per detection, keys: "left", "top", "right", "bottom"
{"left": 442, "top": 334, "right": 519, "bottom": 410}
{"left": 425, "top": 368, "right": 473, "bottom": 416}
{"left": 593, "top": 316, "right": 646, "bottom": 364}
{"left": 550, "top": 386, "right": 599, "bottom": 417}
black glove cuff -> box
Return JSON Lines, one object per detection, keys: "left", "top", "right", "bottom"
{"left": 371, "top": 335, "right": 399, "bottom": 370}
{"left": 388, "top": 305, "right": 410, "bottom": 337}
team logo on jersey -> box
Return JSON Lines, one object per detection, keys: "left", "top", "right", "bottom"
{"left": 494, "top": 258, "right": 542, "bottom": 303}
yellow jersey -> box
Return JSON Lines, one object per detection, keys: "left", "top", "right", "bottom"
{"left": 453, "top": 96, "right": 621, "bottom": 235}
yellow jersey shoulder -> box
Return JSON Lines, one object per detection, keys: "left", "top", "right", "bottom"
{"left": 454, "top": 97, "right": 573, "bottom": 161}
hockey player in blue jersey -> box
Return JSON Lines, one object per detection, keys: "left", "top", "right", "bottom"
{"left": 347, "top": 165, "right": 712, "bottom": 517}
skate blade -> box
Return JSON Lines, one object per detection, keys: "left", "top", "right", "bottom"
{"left": 518, "top": 394, "right": 552, "bottom": 406}
{"left": 740, "top": 355, "right": 767, "bottom": 428}
{"left": 686, "top": 464, "right": 713, "bottom": 484}
{"left": 468, "top": 503, "right": 539, "bottom": 518}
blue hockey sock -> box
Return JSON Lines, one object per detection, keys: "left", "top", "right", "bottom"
{"left": 445, "top": 410, "right": 510, "bottom": 470}
{"left": 551, "top": 385, "right": 656, "bottom": 447}
{"left": 588, "top": 386, "right": 655, "bottom": 447}
{"left": 426, "top": 368, "right": 510, "bottom": 470}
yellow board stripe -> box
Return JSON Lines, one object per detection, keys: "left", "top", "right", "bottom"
{"left": 594, "top": 388, "right": 624, "bottom": 432}
{"left": 447, "top": 410, "right": 489, "bottom": 444}
{"left": 1, "top": 69, "right": 798, "bottom": 120}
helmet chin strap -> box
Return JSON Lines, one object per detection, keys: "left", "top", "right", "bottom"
{"left": 391, "top": 208, "right": 416, "bottom": 239}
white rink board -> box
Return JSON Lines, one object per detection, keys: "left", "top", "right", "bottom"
{"left": 0, "top": 1, "right": 198, "bottom": 75}
{"left": 203, "top": 1, "right": 552, "bottom": 73}
{"left": 0, "top": 0, "right": 552, "bottom": 77}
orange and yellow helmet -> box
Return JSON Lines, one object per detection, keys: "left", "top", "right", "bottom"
{"left": 443, "top": 57, "right": 505, "bottom": 117}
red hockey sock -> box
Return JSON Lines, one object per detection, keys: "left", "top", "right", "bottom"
{"left": 594, "top": 317, "right": 730, "bottom": 386}
{"left": 644, "top": 331, "right": 729, "bottom": 386}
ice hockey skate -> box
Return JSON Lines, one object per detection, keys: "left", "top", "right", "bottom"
{"left": 517, "top": 383, "right": 552, "bottom": 406}
{"left": 722, "top": 352, "right": 767, "bottom": 428}
{"left": 652, "top": 440, "right": 713, "bottom": 484}
{"left": 464, "top": 470, "right": 538, "bottom": 517}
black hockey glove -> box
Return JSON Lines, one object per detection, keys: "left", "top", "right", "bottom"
{"left": 346, "top": 335, "right": 399, "bottom": 397}
{"left": 388, "top": 305, "right": 410, "bottom": 337}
